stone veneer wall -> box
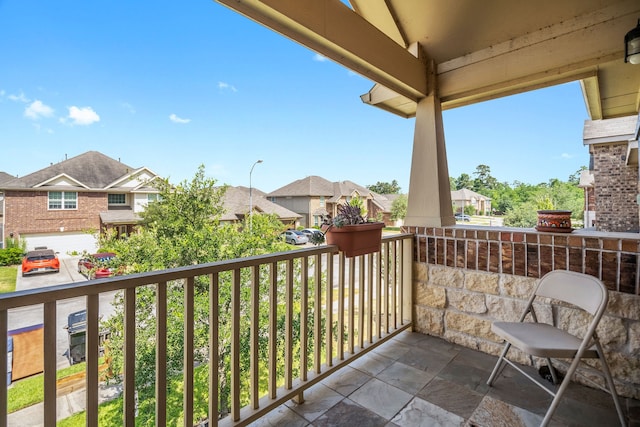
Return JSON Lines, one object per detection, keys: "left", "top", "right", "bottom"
{"left": 406, "top": 225, "right": 640, "bottom": 399}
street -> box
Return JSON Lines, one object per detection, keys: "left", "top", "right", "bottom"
{"left": 10, "top": 256, "right": 118, "bottom": 370}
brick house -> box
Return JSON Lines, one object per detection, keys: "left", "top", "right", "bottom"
{"left": 450, "top": 188, "right": 491, "bottom": 215}
{"left": 0, "top": 151, "right": 161, "bottom": 254}
{"left": 267, "top": 176, "right": 393, "bottom": 227}
{"left": 220, "top": 186, "right": 301, "bottom": 226}
{"left": 581, "top": 115, "right": 640, "bottom": 232}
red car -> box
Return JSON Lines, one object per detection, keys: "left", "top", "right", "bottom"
{"left": 77, "top": 252, "right": 118, "bottom": 279}
{"left": 21, "top": 249, "right": 60, "bottom": 276}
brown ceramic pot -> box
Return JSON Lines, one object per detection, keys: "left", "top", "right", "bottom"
{"left": 324, "top": 222, "right": 384, "bottom": 257}
{"left": 535, "top": 210, "right": 573, "bottom": 233}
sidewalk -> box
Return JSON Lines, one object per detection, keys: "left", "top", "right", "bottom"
{"left": 8, "top": 383, "right": 122, "bottom": 426}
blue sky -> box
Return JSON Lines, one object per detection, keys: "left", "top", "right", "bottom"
{"left": 0, "top": 1, "right": 590, "bottom": 193}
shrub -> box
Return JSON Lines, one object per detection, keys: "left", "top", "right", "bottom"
{"left": 0, "top": 248, "right": 24, "bottom": 266}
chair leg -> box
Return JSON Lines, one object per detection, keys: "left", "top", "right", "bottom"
{"left": 545, "top": 358, "right": 559, "bottom": 384}
{"left": 487, "top": 342, "right": 511, "bottom": 386}
{"left": 595, "top": 342, "right": 627, "bottom": 427}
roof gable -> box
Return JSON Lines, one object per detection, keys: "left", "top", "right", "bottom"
{"left": 2, "top": 151, "right": 136, "bottom": 190}
{"left": 268, "top": 176, "right": 335, "bottom": 197}
{"left": 33, "top": 173, "right": 90, "bottom": 189}
{"left": 105, "top": 167, "right": 160, "bottom": 191}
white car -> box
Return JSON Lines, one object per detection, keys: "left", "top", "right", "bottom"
{"left": 282, "top": 230, "right": 309, "bottom": 245}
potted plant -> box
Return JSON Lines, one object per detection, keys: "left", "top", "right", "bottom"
{"left": 309, "top": 201, "right": 384, "bottom": 257}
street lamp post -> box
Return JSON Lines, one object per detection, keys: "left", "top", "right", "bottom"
{"left": 249, "top": 159, "right": 263, "bottom": 231}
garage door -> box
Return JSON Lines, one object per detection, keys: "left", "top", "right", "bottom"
{"left": 23, "top": 232, "right": 98, "bottom": 256}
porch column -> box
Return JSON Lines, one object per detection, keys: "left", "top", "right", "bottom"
{"left": 405, "top": 94, "right": 455, "bottom": 227}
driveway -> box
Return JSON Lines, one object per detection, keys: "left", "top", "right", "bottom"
{"left": 10, "top": 256, "right": 118, "bottom": 370}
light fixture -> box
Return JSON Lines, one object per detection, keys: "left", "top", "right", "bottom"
{"left": 625, "top": 19, "right": 640, "bottom": 64}
{"left": 249, "top": 159, "right": 263, "bottom": 232}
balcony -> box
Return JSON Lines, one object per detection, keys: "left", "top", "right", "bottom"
{"left": 0, "top": 232, "right": 638, "bottom": 426}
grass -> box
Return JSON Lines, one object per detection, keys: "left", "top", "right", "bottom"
{"left": 8, "top": 359, "right": 102, "bottom": 413}
{"left": 0, "top": 266, "right": 17, "bottom": 293}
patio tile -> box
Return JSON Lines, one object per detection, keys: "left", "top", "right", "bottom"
{"left": 285, "top": 382, "right": 344, "bottom": 422}
{"left": 389, "top": 396, "right": 465, "bottom": 427}
{"left": 396, "top": 345, "right": 455, "bottom": 374}
{"left": 313, "top": 399, "right": 387, "bottom": 427}
{"left": 485, "top": 365, "right": 553, "bottom": 416}
{"left": 372, "top": 339, "right": 413, "bottom": 360}
{"left": 349, "top": 378, "right": 413, "bottom": 420}
{"left": 416, "top": 377, "right": 484, "bottom": 420}
{"left": 247, "top": 405, "right": 309, "bottom": 427}
{"left": 437, "top": 349, "right": 497, "bottom": 394}
{"left": 376, "top": 361, "right": 435, "bottom": 395}
{"left": 322, "top": 366, "right": 372, "bottom": 396}
{"left": 468, "top": 395, "right": 544, "bottom": 427}
{"left": 349, "top": 351, "right": 395, "bottom": 376}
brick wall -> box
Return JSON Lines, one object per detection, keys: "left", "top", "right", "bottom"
{"left": 592, "top": 143, "right": 639, "bottom": 232}
{"left": 5, "top": 191, "right": 106, "bottom": 236}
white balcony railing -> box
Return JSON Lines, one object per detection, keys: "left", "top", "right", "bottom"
{"left": 0, "top": 234, "right": 413, "bottom": 427}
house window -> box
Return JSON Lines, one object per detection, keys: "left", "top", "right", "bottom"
{"left": 48, "top": 191, "right": 77, "bottom": 210}
{"left": 319, "top": 196, "right": 325, "bottom": 207}
{"left": 108, "top": 194, "right": 127, "bottom": 205}
{"left": 147, "top": 193, "right": 161, "bottom": 202}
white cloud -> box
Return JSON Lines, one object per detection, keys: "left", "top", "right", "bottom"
{"left": 9, "top": 91, "right": 30, "bottom": 103}
{"left": 24, "top": 100, "right": 54, "bottom": 119}
{"left": 560, "top": 153, "right": 573, "bottom": 159}
{"left": 169, "top": 113, "right": 191, "bottom": 124}
{"left": 218, "top": 81, "right": 237, "bottom": 92}
{"left": 65, "top": 106, "right": 100, "bottom": 125}
{"left": 0, "top": 89, "right": 5, "bottom": 97}
{"left": 313, "top": 53, "right": 328, "bottom": 62}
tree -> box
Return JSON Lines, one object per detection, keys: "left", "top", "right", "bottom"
{"left": 390, "top": 194, "right": 407, "bottom": 220}
{"left": 98, "top": 166, "right": 296, "bottom": 424}
{"left": 472, "top": 164, "right": 498, "bottom": 192}
{"left": 367, "top": 180, "right": 401, "bottom": 194}
{"left": 454, "top": 173, "right": 472, "bottom": 190}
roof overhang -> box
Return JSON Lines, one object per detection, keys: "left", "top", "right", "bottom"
{"left": 217, "top": 0, "right": 640, "bottom": 120}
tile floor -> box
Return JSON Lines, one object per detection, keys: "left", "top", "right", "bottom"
{"left": 249, "top": 331, "right": 638, "bottom": 426}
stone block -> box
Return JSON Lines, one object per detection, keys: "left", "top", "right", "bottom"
{"left": 413, "top": 262, "right": 428, "bottom": 283}
{"left": 429, "top": 265, "right": 464, "bottom": 288}
{"left": 443, "top": 330, "right": 481, "bottom": 350}
{"left": 448, "top": 289, "right": 487, "bottom": 314}
{"left": 465, "top": 271, "right": 499, "bottom": 295}
{"left": 445, "top": 311, "right": 498, "bottom": 341}
{"left": 414, "top": 305, "right": 444, "bottom": 336}
{"left": 607, "top": 292, "right": 640, "bottom": 321}
{"left": 500, "top": 275, "right": 536, "bottom": 298}
{"left": 629, "top": 321, "right": 640, "bottom": 357}
{"left": 414, "top": 282, "right": 446, "bottom": 308}
{"left": 485, "top": 295, "right": 527, "bottom": 322}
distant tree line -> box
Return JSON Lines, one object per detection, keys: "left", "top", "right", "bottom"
{"left": 450, "top": 164, "right": 586, "bottom": 227}
{"left": 368, "top": 164, "right": 585, "bottom": 228}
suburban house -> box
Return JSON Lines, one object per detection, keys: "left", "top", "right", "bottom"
{"left": 267, "top": 176, "right": 394, "bottom": 227}
{"left": 450, "top": 188, "right": 492, "bottom": 215}
{"left": 580, "top": 114, "right": 640, "bottom": 232}
{"left": 0, "top": 172, "right": 15, "bottom": 247}
{"left": 0, "top": 152, "right": 304, "bottom": 254}
{"left": 0, "top": 151, "right": 162, "bottom": 254}
{"left": 220, "top": 186, "right": 301, "bottom": 226}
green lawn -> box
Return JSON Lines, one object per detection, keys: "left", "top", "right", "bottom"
{"left": 8, "top": 361, "right": 90, "bottom": 413}
{"left": 0, "top": 266, "right": 17, "bottom": 293}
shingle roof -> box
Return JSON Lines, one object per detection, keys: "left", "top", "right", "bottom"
{"left": 267, "top": 176, "right": 335, "bottom": 197}
{"left": 451, "top": 188, "right": 491, "bottom": 201}
{"left": 1, "top": 151, "right": 136, "bottom": 190}
{"left": 0, "top": 172, "right": 15, "bottom": 185}
{"left": 221, "top": 186, "right": 301, "bottom": 221}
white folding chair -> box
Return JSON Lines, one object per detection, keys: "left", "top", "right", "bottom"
{"left": 486, "top": 270, "right": 626, "bottom": 427}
